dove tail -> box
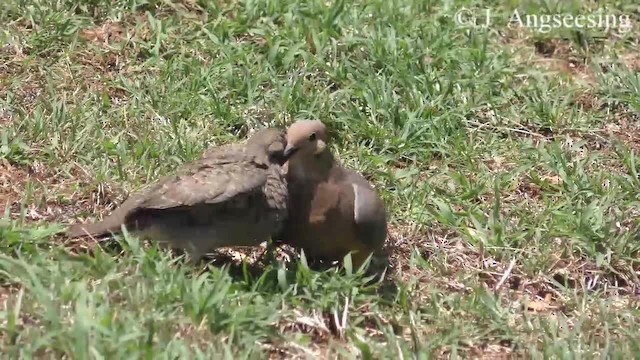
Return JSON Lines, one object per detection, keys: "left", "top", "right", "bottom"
{"left": 66, "top": 208, "right": 130, "bottom": 238}
{"left": 66, "top": 220, "right": 121, "bottom": 238}
{"left": 66, "top": 195, "right": 142, "bottom": 238}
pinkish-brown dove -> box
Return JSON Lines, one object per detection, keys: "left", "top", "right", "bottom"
{"left": 278, "top": 120, "right": 388, "bottom": 269}
{"left": 66, "top": 128, "right": 290, "bottom": 263}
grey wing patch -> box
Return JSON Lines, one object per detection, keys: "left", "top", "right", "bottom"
{"left": 352, "top": 183, "right": 381, "bottom": 224}
{"left": 352, "top": 183, "right": 361, "bottom": 223}
{"left": 351, "top": 182, "right": 388, "bottom": 248}
{"left": 138, "top": 164, "right": 268, "bottom": 210}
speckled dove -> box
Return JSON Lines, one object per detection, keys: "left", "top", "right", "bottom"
{"left": 277, "top": 120, "right": 388, "bottom": 269}
{"left": 66, "top": 128, "right": 290, "bottom": 263}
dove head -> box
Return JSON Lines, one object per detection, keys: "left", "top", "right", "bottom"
{"left": 246, "top": 128, "right": 287, "bottom": 165}
{"left": 283, "top": 120, "right": 328, "bottom": 160}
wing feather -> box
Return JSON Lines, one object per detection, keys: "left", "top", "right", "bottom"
{"left": 137, "top": 161, "right": 268, "bottom": 210}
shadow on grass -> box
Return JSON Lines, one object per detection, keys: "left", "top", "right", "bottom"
{"left": 51, "top": 229, "right": 401, "bottom": 300}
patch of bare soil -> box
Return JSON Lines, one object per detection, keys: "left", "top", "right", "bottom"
{"left": 437, "top": 344, "right": 514, "bottom": 360}
{"left": 1, "top": 160, "right": 31, "bottom": 214}
{"left": 0, "top": 44, "right": 42, "bottom": 112}
{"left": 1, "top": 159, "right": 123, "bottom": 225}
{"left": 3, "top": 20, "right": 139, "bottom": 115}
{"left": 383, "top": 219, "right": 639, "bottom": 354}
{"left": 502, "top": 33, "right": 639, "bottom": 154}
{"left": 390, "top": 218, "right": 638, "bottom": 295}
{"left": 0, "top": 43, "right": 28, "bottom": 74}
{"left": 0, "top": 284, "right": 44, "bottom": 350}
{"left": 0, "top": 108, "right": 13, "bottom": 126}
{"left": 1, "top": 52, "right": 129, "bottom": 126}
{"left": 78, "top": 13, "right": 164, "bottom": 48}
{"left": 79, "top": 20, "right": 126, "bottom": 46}
{"left": 72, "top": 50, "right": 131, "bottom": 105}
{"left": 467, "top": 104, "right": 552, "bottom": 144}
{"left": 531, "top": 38, "right": 596, "bottom": 85}
{"left": 470, "top": 98, "right": 623, "bottom": 156}
{"left": 0, "top": 160, "right": 137, "bottom": 256}
{"left": 500, "top": 31, "right": 596, "bottom": 86}
{"left": 266, "top": 338, "right": 352, "bottom": 360}
{"left": 573, "top": 89, "right": 600, "bottom": 111}
{"left": 387, "top": 223, "right": 463, "bottom": 288}
{"left": 270, "top": 310, "right": 345, "bottom": 358}
{"left": 604, "top": 103, "right": 640, "bottom": 152}
{"left": 622, "top": 53, "right": 640, "bottom": 72}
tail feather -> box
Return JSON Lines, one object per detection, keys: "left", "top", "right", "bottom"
{"left": 66, "top": 208, "right": 130, "bottom": 238}
{"left": 66, "top": 218, "right": 123, "bottom": 238}
{"left": 66, "top": 195, "right": 142, "bottom": 238}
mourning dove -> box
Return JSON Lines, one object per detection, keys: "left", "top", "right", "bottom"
{"left": 66, "top": 128, "right": 290, "bottom": 263}
{"left": 278, "top": 120, "right": 388, "bottom": 269}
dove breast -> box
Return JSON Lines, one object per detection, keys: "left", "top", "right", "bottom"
{"left": 277, "top": 119, "right": 388, "bottom": 269}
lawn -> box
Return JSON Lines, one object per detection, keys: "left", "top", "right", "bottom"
{"left": 1, "top": 0, "right": 640, "bottom": 358}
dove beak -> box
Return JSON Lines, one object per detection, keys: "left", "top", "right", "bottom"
{"left": 283, "top": 143, "right": 298, "bottom": 159}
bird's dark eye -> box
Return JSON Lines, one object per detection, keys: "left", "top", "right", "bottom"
{"left": 308, "top": 133, "right": 317, "bottom": 141}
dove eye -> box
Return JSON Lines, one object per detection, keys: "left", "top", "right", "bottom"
{"left": 308, "top": 133, "right": 317, "bottom": 141}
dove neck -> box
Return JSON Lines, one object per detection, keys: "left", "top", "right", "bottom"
{"left": 288, "top": 149, "right": 335, "bottom": 182}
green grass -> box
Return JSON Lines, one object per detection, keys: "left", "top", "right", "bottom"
{"left": 1, "top": 0, "right": 640, "bottom": 357}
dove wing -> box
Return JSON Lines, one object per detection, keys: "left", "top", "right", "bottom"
{"left": 136, "top": 161, "right": 268, "bottom": 210}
